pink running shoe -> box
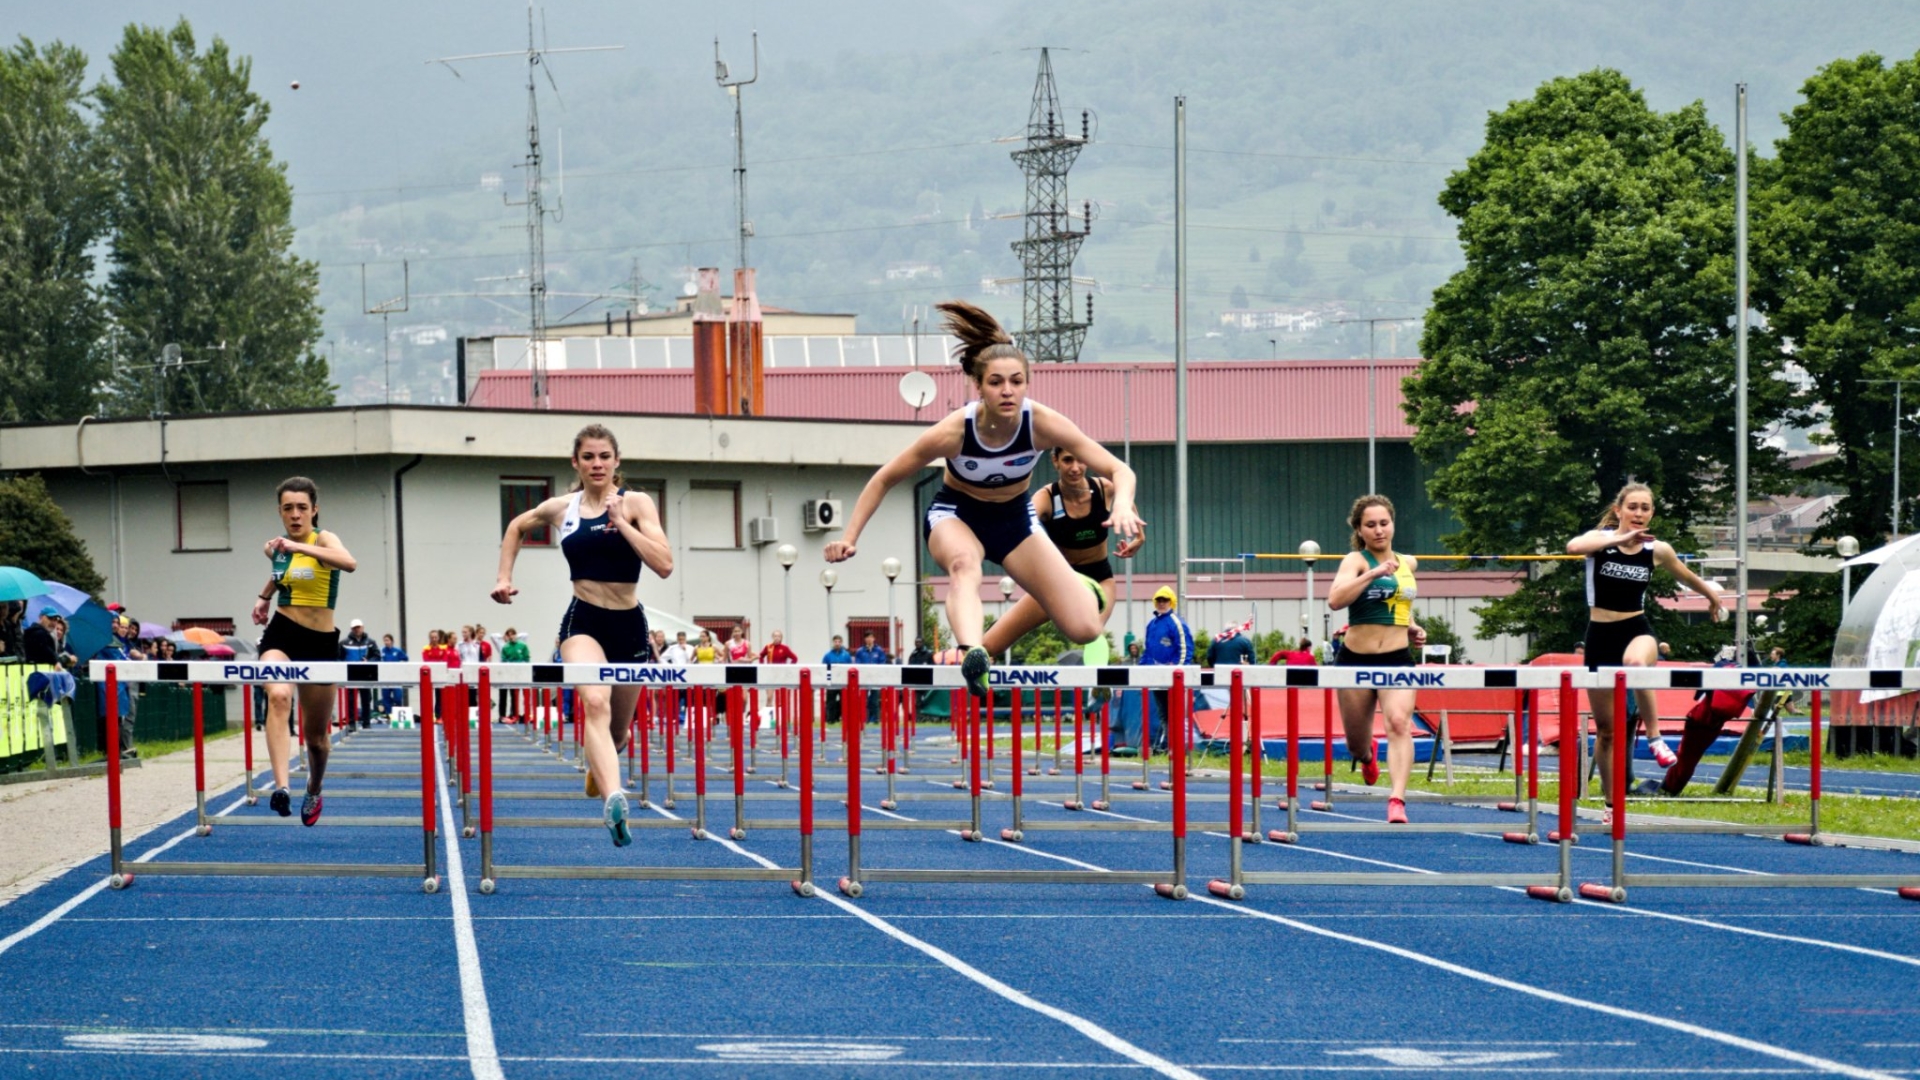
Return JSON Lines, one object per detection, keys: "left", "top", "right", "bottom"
{"left": 1387, "top": 797, "right": 1408, "bottom": 824}
{"left": 1360, "top": 752, "right": 1380, "bottom": 787}
{"left": 1650, "top": 738, "right": 1678, "bottom": 769}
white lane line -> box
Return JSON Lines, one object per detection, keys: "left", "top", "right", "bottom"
{"left": 1191, "top": 892, "right": 1902, "bottom": 1080}
{"left": 0, "top": 790, "right": 248, "bottom": 959}
{"left": 971, "top": 805, "right": 1906, "bottom": 1080}
{"left": 433, "top": 737, "right": 502, "bottom": 1080}
{"left": 642, "top": 802, "right": 1207, "bottom": 1080}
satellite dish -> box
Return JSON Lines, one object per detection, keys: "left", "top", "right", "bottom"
{"left": 161, "top": 343, "right": 182, "bottom": 365}
{"left": 898, "top": 369, "right": 936, "bottom": 410}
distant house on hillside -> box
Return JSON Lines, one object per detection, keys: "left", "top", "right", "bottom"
{"left": 885, "top": 261, "right": 943, "bottom": 281}
{"left": 1220, "top": 308, "right": 1324, "bottom": 333}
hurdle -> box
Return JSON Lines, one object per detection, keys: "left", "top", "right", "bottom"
{"left": 1579, "top": 668, "right": 1920, "bottom": 903}
{"left": 1209, "top": 666, "right": 1575, "bottom": 900}
{"left": 470, "top": 663, "right": 815, "bottom": 895}
{"left": 835, "top": 664, "right": 1194, "bottom": 899}
{"left": 94, "top": 661, "right": 454, "bottom": 893}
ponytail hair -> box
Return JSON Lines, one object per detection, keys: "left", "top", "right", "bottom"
{"left": 1348, "top": 494, "right": 1395, "bottom": 550}
{"left": 936, "top": 300, "right": 1025, "bottom": 383}
{"left": 1598, "top": 481, "right": 1653, "bottom": 529}
{"left": 569, "top": 423, "right": 627, "bottom": 492}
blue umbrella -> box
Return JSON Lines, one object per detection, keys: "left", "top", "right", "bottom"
{"left": 60, "top": 600, "right": 115, "bottom": 664}
{"left": 27, "top": 580, "right": 91, "bottom": 618}
{"left": 0, "top": 566, "right": 49, "bottom": 602}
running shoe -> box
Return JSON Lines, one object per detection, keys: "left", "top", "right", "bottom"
{"left": 1649, "top": 738, "right": 1678, "bottom": 768}
{"left": 961, "top": 646, "right": 991, "bottom": 701}
{"left": 300, "top": 792, "right": 323, "bottom": 827}
{"left": 1630, "top": 778, "right": 1665, "bottom": 797}
{"left": 1386, "top": 796, "right": 1408, "bottom": 824}
{"left": 604, "top": 791, "right": 632, "bottom": 847}
{"left": 1360, "top": 751, "right": 1380, "bottom": 787}
{"left": 270, "top": 788, "right": 292, "bottom": 817}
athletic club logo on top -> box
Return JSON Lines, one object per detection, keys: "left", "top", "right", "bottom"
{"left": 1597, "top": 553, "right": 1650, "bottom": 582}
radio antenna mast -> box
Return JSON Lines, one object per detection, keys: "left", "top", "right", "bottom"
{"left": 1011, "top": 47, "right": 1093, "bottom": 364}
{"left": 714, "top": 33, "right": 759, "bottom": 275}
{"left": 429, "top": 4, "right": 622, "bottom": 408}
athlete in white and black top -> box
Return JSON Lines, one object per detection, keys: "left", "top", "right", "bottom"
{"left": 494, "top": 423, "right": 672, "bottom": 847}
{"left": 1566, "top": 481, "right": 1722, "bottom": 796}
{"left": 825, "top": 301, "right": 1143, "bottom": 699}
{"left": 980, "top": 447, "right": 1142, "bottom": 659}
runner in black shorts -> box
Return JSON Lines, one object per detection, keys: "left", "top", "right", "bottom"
{"left": 980, "top": 447, "right": 1143, "bottom": 661}
{"left": 250, "top": 477, "right": 358, "bottom": 826}
{"left": 1567, "top": 481, "right": 1723, "bottom": 800}
{"left": 493, "top": 423, "right": 672, "bottom": 847}
{"left": 1327, "top": 495, "right": 1426, "bottom": 823}
{"left": 824, "top": 301, "right": 1144, "bottom": 700}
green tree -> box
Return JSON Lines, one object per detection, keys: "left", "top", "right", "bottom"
{"left": 1417, "top": 612, "right": 1468, "bottom": 663}
{"left": 96, "top": 19, "right": 330, "bottom": 414}
{"left": 1405, "top": 70, "right": 1791, "bottom": 651}
{"left": 0, "top": 475, "right": 105, "bottom": 597}
{"left": 1758, "top": 52, "right": 1920, "bottom": 548}
{"left": 0, "top": 38, "right": 110, "bottom": 423}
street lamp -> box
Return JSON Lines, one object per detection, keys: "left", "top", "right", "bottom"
{"left": 881, "top": 557, "right": 902, "bottom": 660}
{"left": 776, "top": 543, "right": 798, "bottom": 647}
{"left": 1299, "top": 540, "right": 1321, "bottom": 646}
{"left": 819, "top": 567, "right": 838, "bottom": 648}
{"left": 998, "top": 576, "right": 1016, "bottom": 662}
{"left": 1268, "top": 338, "right": 1277, "bottom": 361}
{"left": 1838, "top": 535, "right": 1860, "bottom": 617}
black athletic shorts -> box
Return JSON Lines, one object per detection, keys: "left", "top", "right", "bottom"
{"left": 559, "top": 598, "right": 653, "bottom": 663}
{"left": 258, "top": 612, "right": 341, "bottom": 663}
{"left": 925, "top": 485, "right": 1044, "bottom": 566}
{"left": 1334, "top": 644, "right": 1416, "bottom": 667}
{"left": 1584, "top": 614, "right": 1655, "bottom": 670}
{"left": 1076, "top": 557, "right": 1116, "bottom": 584}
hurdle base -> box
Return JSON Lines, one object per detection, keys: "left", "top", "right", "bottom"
{"left": 879, "top": 800, "right": 897, "bottom": 810}
{"left": 836, "top": 876, "right": 862, "bottom": 898}
{"left": 999, "top": 829, "right": 1024, "bottom": 843}
{"left": 1502, "top": 831, "right": 1538, "bottom": 845}
{"left": 1784, "top": 833, "right": 1819, "bottom": 846}
{"left": 958, "top": 829, "right": 983, "bottom": 842}
{"left": 1899, "top": 887, "right": 1920, "bottom": 902}
{"left": 478, "top": 879, "right": 495, "bottom": 895}
{"left": 1158, "top": 780, "right": 1174, "bottom": 791}
{"left": 1265, "top": 829, "right": 1298, "bottom": 844}
{"left": 1578, "top": 882, "right": 1625, "bottom": 903}
{"left": 109, "top": 873, "right": 132, "bottom": 890}
{"left": 1153, "top": 882, "right": 1189, "bottom": 900}
{"left": 1526, "top": 885, "right": 1571, "bottom": 903}
{"left": 1207, "top": 879, "right": 1245, "bottom": 901}
{"left": 729, "top": 828, "right": 746, "bottom": 841}
{"left": 1309, "top": 800, "right": 1333, "bottom": 812}
{"left": 1548, "top": 830, "right": 1578, "bottom": 844}
{"left": 1062, "top": 800, "right": 1082, "bottom": 811}
{"left": 951, "top": 780, "right": 966, "bottom": 789}
{"left": 790, "top": 879, "right": 816, "bottom": 897}
{"left": 1090, "top": 800, "right": 1110, "bottom": 811}
{"left": 1497, "top": 801, "right": 1520, "bottom": 812}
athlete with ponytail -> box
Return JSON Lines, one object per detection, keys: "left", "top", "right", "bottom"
{"left": 1567, "top": 482, "right": 1723, "bottom": 798}
{"left": 1327, "top": 495, "right": 1426, "bottom": 823}
{"left": 493, "top": 424, "right": 673, "bottom": 847}
{"left": 825, "top": 301, "right": 1143, "bottom": 699}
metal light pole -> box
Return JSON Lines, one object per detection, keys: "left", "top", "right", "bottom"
{"left": 999, "top": 575, "right": 1016, "bottom": 663}
{"left": 776, "top": 543, "right": 797, "bottom": 643}
{"left": 1300, "top": 540, "right": 1320, "bottom": 648}
{"left": 1735, "top": 83, "right": 1752, "bottom": 660}
{"left": 1838, "top": 535, "right": 1860, "bottom": 617}
{"left": 881, "top": 557, "right": 902, "bottom": 660}
{"left": 1332, "top": 317, "right": 1417, "bottom": 494}
{"left": 1174, "top": 95, "right": 1189, "bottom": 604}
{"left": 819, "top": 568, "right": 838, "bottom": 650}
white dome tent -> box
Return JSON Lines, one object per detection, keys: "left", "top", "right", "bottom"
{"left": 1829, "top": 534, "right": 1920, "bottom": 753}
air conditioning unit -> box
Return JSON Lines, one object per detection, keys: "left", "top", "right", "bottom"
{"left": 747, "top": 516, "right": 779, "bottom": 546}
{"left": 803, "top": 498, "right": 844, "bottom": 532}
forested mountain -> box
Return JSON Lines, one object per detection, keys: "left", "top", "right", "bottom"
{"left": 65, "top": 0, "right": 1919, "bottom": 402}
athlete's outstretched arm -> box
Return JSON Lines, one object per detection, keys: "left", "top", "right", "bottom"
{"left": 824, "top": 415, "right": 964, "bottom": 563}
{"left": 492, "top": 496, "right": 567, "bottom": 603}
{"left": 1654, "top": 543, "right": 1724, "bottom": 618}
{"left": 616, "top": 490, "right": 674, "bottom": 579}
{"left": 1030, "top": 404, "right": 1143, "bottom": 545}
{"left": 1567, "top": 527, "right": 1650, "bottom": 556}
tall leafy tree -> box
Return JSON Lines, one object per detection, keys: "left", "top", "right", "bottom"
{"left": 1758, "top": 52, "right": 1920, "bottom": 549}
{"left": 0, "top": 474, "right": 106, "bottom": 598}
{"left": 0, "top": 38, "right": 109, "bottom": 423}
{"left": 96, "top": 19, "right": 330, "bottom": 414}
{"left": 1405, "top": 70, "right": 1790, "bottom": 654}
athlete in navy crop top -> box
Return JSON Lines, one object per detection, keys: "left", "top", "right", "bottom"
{"left": 1566, "top": 482, "right": 1724, "bottom": 797}
{"left": 825, "top": 300, "right": 1144, "bottom": 701}
{"left": 981, "top": 446, "right": 1146, "bottom": 660}
{"left": 493, "top": 424, "right": 672, "bottom": 847}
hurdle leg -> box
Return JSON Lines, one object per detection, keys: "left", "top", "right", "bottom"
{"left": 1311, "top": 687, "right": 1336, "bottom": 811}
{"left": 1050, "top": 687, "right": 1062, "bottom": 775}
{"left": 1154, "top": 671, "right": 1190, "bottom": 901}
{"left": 1065, "top": 689, "right": 1085, "bottom": 810}
{"left": 1268, "top": 687, "right": 1299, "bottom": 843}
{"left": 747, "top": 687, "right": 759, "bottom": 775}
{"left": 1094, "top": 694, "right": 1112, "bottom": 811}
{"left": 837, "top": 670, "right": 865, "bottom": 897}
{"left": 419, "top": 667, "right": 440, "bottom": 893}
{"left": 962, "top": 693, "right": 985, "bottom": 841}
{"left": 729, "top": 687, "right": 748, "bottom": 840}
{"left": 105, "top": 665, "right": 131, "bottom": 889}
{"left": 479, "top": 669, "right": 495, "bottom": 893}
{"left": 881, "top": 687, "right": 899, "bottom": 811}
{"left": 1247, "top": 683, "right": 1263, "bottom": 841}
{"left": 1528, "top": 672, "right": 1577, "bottom": 902}
{"left": 1209, "top": 669, "right": 1247, "bottom": 899}
{"left": 664, "top": 690, "right": 678, "bottom": 809}
{"left": 192, "top": 684, "right": 210, "bottom": 836}
{"left": 1788, "top": 691, "right": 1825, "bottom": 845}
{"left": 243, "top": 689, "right": 258, "bottom": 804}
{"left": 1578, "top": 672, "right": 1629, "bottom": 904}
{"left": 1002, "top": 689, "right": 1025, "bottom": 842}
{"left": 692, "top": 688, "right": 710, "bottom": 840}
{"left": 792, "top": 674, "right": 816, "bottom": 896}
{"left": 779, "top": 688, "right": 792, "bottom": 790}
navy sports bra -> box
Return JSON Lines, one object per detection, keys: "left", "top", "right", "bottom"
{"left": 1042, "top": 479, "right": 1110, "bottom": 550}
{"left": 560, "top": 491, "right": 645, "bottom": 584}
{"left": 946, "top": 400, "right": 1040, "bottom": 489}
{"left": 1586, "top": 541, "right": 1653, "bottom": 612}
